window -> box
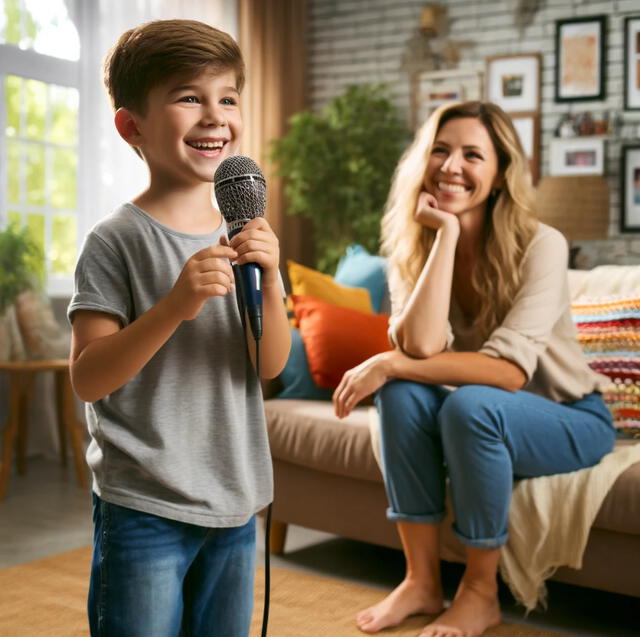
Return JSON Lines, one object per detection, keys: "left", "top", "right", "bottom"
{"left": 0, "top": 0, "right": 80, "bottom": 296}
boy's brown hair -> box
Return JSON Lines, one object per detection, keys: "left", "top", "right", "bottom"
{"left": 103, "top": 19, "right": 245, "bottom": 115}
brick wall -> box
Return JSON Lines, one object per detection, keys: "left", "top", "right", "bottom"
{"left": 308, "top": 0, "right": 640, "bottom": 266}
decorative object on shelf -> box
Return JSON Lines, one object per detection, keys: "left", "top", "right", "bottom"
{"left": 555, "top": 15, "right": 607, "bottom": 102}
{"left": 554, "top": 111, "right": 615, "bottom": 137}
{"left": 269, "top": 84, "right": 406, "bottom": 273}
{"left": 549, "top": 137, "right": 605, "bottom": 177}
{"left": 485, "top": 53, "right": 541, "bottom": 112}
{"left": 535, "top": 176, "right": 609, "bottom": 268}
{"left": 410, "top": 68, "right": 483, "bottom": 130}
{"left": 621, "top": 145, "right": 640, "bottom": 232}
{"left": 510, "top": 112, "right": 540, "bottom": 184}
{"left": 0, "top": 223, "right": 44, "bottom": 361}
{"left": 624, "top": 15, "right": 640, "bottom": 111}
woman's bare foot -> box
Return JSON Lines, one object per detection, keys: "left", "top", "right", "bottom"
{"left": 417, "top": 580, "right": 501, "bottom": 637}
{"left": 356, "top": 578, "right": 444, "bottom": 633}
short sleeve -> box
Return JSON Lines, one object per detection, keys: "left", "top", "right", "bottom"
{"left": 479, "top": 226, "right": 569, "bottom": 380}
{"left": 67, "top": 232, "right": 132, "bottom": 327}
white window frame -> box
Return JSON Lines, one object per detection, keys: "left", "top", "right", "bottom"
{"left": 0, "top": 2, "right": 83, "bottom": 297}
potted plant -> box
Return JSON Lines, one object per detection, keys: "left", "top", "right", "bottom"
{"left": 269, "top": 84, "right": 407, "bottom": 273}
{"left": 0, "top": 222, "right": 44, "bottom": 360}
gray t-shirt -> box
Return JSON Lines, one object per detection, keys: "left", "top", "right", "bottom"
{"left": 68, "top": 203, "right": 272, "bottom": 527}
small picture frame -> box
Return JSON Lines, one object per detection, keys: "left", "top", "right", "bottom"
{"left": 485, "top": 54, "right": 541, "bottom": 112}
{"left": 624, "top": 16, "right": 640, "bottom": 111}
{"left": 555, "top": 15, "right": 607, "bottom": 102}
{"left": 411, "top": 69, "right": 483, "bottom": 130}
{"left": 621, "top": 145, "right": 640, "bottom": 232}
{"left": 549, "top": 137, "right": 605, "bottom": 177}
{"left": 510, "top": 113, "right": 540, "bottom": 184}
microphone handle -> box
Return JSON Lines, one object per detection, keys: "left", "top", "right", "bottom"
{"left": 229, "top": 225, "right": 263, "bottom": 341}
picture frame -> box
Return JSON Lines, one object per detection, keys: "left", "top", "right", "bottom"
{"left": 510, "top": 112, "right": 540, "bottom": 184}
{"left": 555, "top": 15, "right": 607, "bottom": 102}
{"left": 621, "top": 145, "right": 640, "bottom": 232}
{"left": 549, "top": 137, "right": 605, "bottom": 177}
{"left": 410, "top": 68, "right": 483, "bottom": 130}
{"left": 485, "top": 53, "right": 541, "bottom": 113}
{"left": 624, "top": 16, "right": 640, "bottom": 111}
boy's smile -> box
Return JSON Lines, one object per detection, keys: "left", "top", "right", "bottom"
{"left": 128, "top": 68, "right": 242, "bottom": 185}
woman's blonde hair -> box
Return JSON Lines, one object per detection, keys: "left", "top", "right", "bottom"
{"left": 381, "top": 100, "right": 538, "bottom": 340}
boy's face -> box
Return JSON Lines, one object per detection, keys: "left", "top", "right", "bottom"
{"left": 131, "top": 68, "right": 242, "bottom": 185}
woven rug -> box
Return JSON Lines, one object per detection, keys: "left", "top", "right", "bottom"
{"left": 0, "top": 546, "right": 566, "bottom": 636}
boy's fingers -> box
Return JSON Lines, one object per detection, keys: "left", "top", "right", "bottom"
{"left": 194, "top": 244, "right": 237, "bottom": 261}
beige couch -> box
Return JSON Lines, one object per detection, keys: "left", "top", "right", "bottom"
{"left": 264, "top": 265, "right": 640, "bottom": 599}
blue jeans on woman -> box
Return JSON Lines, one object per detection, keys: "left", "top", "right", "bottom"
{"left": 375, "top": 382, "right": 616, "bottom": 549}
{"left": 88, "top": 495, "right": 256, "bottom": 637}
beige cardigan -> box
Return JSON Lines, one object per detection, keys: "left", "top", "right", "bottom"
{"left": 389, "top": 222, "right": 609, "bottom": 402}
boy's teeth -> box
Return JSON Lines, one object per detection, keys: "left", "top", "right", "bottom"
{"left": 189, "top": 141, "right": 223, "bottom": 149}
{"left": 438, "top": 182, "right": 466, "bottom": 193}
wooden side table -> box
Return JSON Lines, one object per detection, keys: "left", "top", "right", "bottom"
{"left": 0, "top": 359, "right": 88, "bottom": 500}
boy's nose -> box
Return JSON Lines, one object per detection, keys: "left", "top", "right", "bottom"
{"left": 202, "top": 104, "right": 226, "bottom": 127}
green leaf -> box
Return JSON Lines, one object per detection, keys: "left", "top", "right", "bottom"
{"left": 269, "top": 84, "right": 408, "bottom": 272}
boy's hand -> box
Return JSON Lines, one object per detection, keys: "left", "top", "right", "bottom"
{"left": 229, "top": 218, "right": 280, "bottom": 288}
{"left": 169, "top": 239, "right": 237, "bottom": 321}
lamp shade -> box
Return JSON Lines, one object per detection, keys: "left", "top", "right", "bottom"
{"left": 535, "top": 176, "right": 609, "bottom": 241}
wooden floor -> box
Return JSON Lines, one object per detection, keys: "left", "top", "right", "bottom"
{"left": 1, "top": 457, "right": 638, "bottom": 637}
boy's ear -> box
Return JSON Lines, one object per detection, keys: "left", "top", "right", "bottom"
{"left": 114, "top": 108, "right": 143, "bottom": 147}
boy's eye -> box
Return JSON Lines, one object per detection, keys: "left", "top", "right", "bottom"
{"left": 221, "top": 96, "right": 237, "bottom": 106}
{"left": 180, "top": 95, "right": 199, "bottom": 104}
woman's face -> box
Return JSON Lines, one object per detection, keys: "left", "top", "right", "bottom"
{"left": 423, "top": 117, "right": 501, "bottom": 217}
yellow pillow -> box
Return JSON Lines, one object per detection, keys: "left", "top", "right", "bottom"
{"left": 287, "top": 260, "right": 373, "bottom": 314}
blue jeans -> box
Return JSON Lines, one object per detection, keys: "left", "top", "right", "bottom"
{"left": 88, "top": 495, "right": 256, "bottom": 637}
{"left": 375, "top": 382, "right": 616, "bottom": 549}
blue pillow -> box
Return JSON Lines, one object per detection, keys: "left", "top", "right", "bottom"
{"left": 334, "top": 244, "right": 387, "bottom": 313}
{"left": 276, "top": 327, "right": 333, "bottom": 400}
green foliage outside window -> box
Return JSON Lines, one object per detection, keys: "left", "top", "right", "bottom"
{"left": 269, "top": 84, "right": 408, "bottom": 273}
{"left": 0, "top": 0, "right": 37, "bottom": 47}
{"left": 4, "top": 74, "right": 79, "bottom": 278}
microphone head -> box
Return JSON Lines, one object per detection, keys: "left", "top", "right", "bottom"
{"left": 213, "top": 155, "right": 266, "bottom": 232}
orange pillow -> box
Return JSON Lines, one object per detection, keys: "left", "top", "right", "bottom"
{"left": 291, "top": 295, "right": 392, "bottom": 390}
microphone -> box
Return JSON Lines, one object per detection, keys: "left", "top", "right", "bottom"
{"left": 214, "top": 155, "right": 267, "bottom": 341}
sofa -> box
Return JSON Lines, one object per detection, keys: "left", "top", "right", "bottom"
{"left": 263, "top": 257, "right": 640, "bottom": 600}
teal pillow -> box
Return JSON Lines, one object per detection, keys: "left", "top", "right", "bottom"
{"left": 276, "top": 327, "right": 333, "bottom": 400}
{"left": 334, "top": 244, "right": 387, "bottom": 313}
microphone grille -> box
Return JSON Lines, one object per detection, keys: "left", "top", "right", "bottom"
{"left": 214, "top": 155, "right": 267, "bottom": 224}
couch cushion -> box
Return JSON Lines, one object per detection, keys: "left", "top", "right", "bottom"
{"left": 593, "top": 441, "right": 640, "bottom": 535}
{"left": 265, "top": 399, "right": 382, "bottom": 483}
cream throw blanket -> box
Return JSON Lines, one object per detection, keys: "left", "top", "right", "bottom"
{"left": 368, "top": 408, "right": 640, "bottom": 611}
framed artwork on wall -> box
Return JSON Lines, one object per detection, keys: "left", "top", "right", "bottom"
{"left": 485, "top": 53, "right": 541, "bottom": 112}
{"left": 410, "top": 68, "right": 483, "bottom": 130}
{"left": 549, "top": 137, "right": 605, "bottom": 177}
{"left": 555, "top": 15, "right": 607, "bottom": 102}
{"left": 621, "top": 145, "right": 640, "bottom": 232}
{"left": 624, "top": 16, "right": 640, "bottom": 111}
{"left": 510, "top": 113, "right": 540, "bottom": 184}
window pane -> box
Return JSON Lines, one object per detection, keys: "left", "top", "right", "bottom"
{"left": 50, "top": 147, "right": 76, "bottom": 209}
{"left": 25, "top": 78, "right": 46, "bottom": 140}
{"left": 5, "top": 75, "right": 21, "bottom": 137}
{"left": 27, "top": 0, "right": 80, "bottom": 61}
{"left": 8, "top": 210, "right": 21, "bottom": 225}
{"left": 1, "top": 0, "right": 21, "bottom": 45}
{"left": 49, "top": 84, "right": 78, "bottom": 145}
{"left": 51, "top": 212, "right": 76, "bottom": 274}
{"left": 25, "top": 142, "right": 45, "bottom": 206}
{"left": 7, "top": 140, "right": 21, "bottom": 204}
{"left": 27, "top": 212, "right": 44, "bottom": 252}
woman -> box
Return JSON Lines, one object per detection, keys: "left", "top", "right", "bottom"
{"left": 332, "top": 101, "right": 615, "bottom": 637}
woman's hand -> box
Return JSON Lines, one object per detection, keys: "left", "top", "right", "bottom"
{"left": 414, "top": 191, "right": 459, "bottom": 232}
{"left": 333, "top": 351, "right": 397, "bottom": 419}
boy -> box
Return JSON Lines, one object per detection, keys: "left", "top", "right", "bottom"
{"left": 68, "top": 19, "right": 290, "bottom": 637}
